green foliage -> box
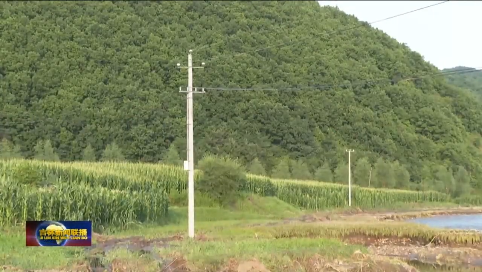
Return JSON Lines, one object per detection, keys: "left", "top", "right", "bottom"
{"left": 419, "top": 164, "right": 434, "bottom": 191}
{"left": 290, "top": 159, "right": 313, "bottom": 180}
{"left": 444, "top": 67, "right": 482, "bottom": 100}
{"left": 392, "top": 161, "right": 411, "bottom": 189}
{"left": 163, "top": 144, "right": 181, "bottom": 166}
{"left": 197, "top": 155, "right": 247, "bottom": 206}
{"left": 0, "top": 2, "right": 482, "bottom": 191}
{"left": 314, "top": 163, "right": 333, "bottom": 182}
{"left": 373, "top": 158, "right": 395, "bottom": 188}
{"left": 247, "top": 158, "right": 266, "bottom": 176}
{"left": 0, "top": 139, "right": 22, "bottom": 160}
{"left": 334, "top": 162, "right": 348, "bottom": 184}
{"left": 271, "top": 158, "right": 291, "bottom": 179}
{"left": 453, "top": 166, "right": 472, "bottom": 197}
{"left": 82, "top": 144, "right": 97, "bottom": 162}
{"left": 12, "top": 163, "right": 41, "bottom": 187}
{"left": 354, "top": 158, "right": 371, "bottom": 187}
{"left": 101, "top": 142, "right": 125, "bottom": 162}
{"left": 34, "top": 140, "right": 60, "bottom": 161}
{"left": 432, "top": 166, "right": 454, "bottom": 194}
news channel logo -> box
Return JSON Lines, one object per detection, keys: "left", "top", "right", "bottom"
{"left": 26, "top": 220, "right": 92, "bottom": 247}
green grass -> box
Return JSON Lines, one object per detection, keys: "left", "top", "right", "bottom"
{"left": 0, "top": 229, "right": 85, "bottom": 270}
{"left": 0, "top": 190, "right": 478, "bottom": 271}
{"left": 0, "top": 195, "right": 301, "bottom": 270}
{"left": 157, "top": 238, "right": 366, "bottom": 270}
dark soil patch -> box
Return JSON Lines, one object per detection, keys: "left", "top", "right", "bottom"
{"left": 247, "top": 214, "right": 332, "bottom": 228}
{"left": 377, "top": 209, "right": 482, "bottom": 221}
{"left": 343, "top": 235, "right": 426, "bottom": 247}
{"left": 342, "top": 233, "right": 481, "bottom": 249}
{"left": 370, "top": 245, "right": 482, "bottom": 270}
{"left": 85, "top": 233, "right": 184, "bottom": 271}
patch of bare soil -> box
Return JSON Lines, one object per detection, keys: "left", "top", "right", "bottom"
{"left": 246, "top": 207, "right": 482, "bottom": 228}
{"left": 343, "top": 235, "right": 426, "bottom": 247}
{"left": 369, "top": 245, "right": 482, "bottom": 267}
{"left": 18, "top": 263, "right": 90, "bottom": 272}
{"left": 216, "top": 253, "right": 420, "bottom": 272}
{"left": 236, "top": 259, "right": 270, "bottom": 272}
{"left": 1, "top": 265, "right": 23, "bottom": 272}
{"left": 340, "top": 233, "right": 482, "bottom": 269}
{"left": 376, "top": 208, "right": 482, "bottom": 221}
{"left": 85, "top": 233, "right": 185, "bottom": 271}
{"left": 287, "top": 251, "right": 419, "bottom": 272}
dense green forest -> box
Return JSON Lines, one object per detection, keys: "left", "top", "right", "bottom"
{"left": 1, "top": 1, "right": 482, "bottom": 193}
{"left": 444, "top": 66, "right": 482, "bottom": 100}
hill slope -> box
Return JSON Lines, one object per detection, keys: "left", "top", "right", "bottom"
{"left": 443, "top": 66, "right": 482, "bottom": 99}
{"left": 1, "top": 1, "right": 482, "bottom": 188}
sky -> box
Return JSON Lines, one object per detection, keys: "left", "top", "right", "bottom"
{"left": 318, "top": 1, "right": 482, "bottom": 70}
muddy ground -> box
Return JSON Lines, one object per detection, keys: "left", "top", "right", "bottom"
{"left": 49, "top": 232, "right": 480, "bottom": 272}
{"left": 7, "top": 207, "right": 482, "bottom": 272}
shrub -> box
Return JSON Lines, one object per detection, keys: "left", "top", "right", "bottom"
{"left": 197, "top": 154, "right": 247, "bottom": 206}
{"left": 12, "top": 163, "right": 41, "bottom": 187}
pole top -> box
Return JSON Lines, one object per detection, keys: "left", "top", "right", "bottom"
{"left": 189, "top": 49, "right": 193, "bottom": 53}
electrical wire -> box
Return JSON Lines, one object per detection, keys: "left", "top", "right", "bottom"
{"left": 194, "top": 1, "right": 449, "bottom": 65}
{"left": 195, "top": 66, "right": 482, "bottom": 92}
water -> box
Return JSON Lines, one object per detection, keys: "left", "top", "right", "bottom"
{"left": 409, "top": 214, "right": 482, "bottom": 231}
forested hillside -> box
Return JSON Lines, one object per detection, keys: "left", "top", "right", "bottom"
{"left": 1, "top": 1, "right": 482, "bottom": 191}
{"left": 444, "top": 66, "right": 482, "bottom": 100}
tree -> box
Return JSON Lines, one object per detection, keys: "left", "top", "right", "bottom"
{"left": 12, "top": 144, "right": 22, "bottom": 159}
{"left": 314, "top": 162, "right": 333, "bottom": 182}
{"left": 432, "top": 165, "right": 454, "bottom": 194}
{"left": 43, "top": 140, "right": 60, "bottom": 161}
{"left": 372, "top": 158, "right": 395, "bottom": 188}
{"left": 334, "top": 161, "right": 349, "bottom": 184}
{"left": 392, "top": 161, "right": 411, "bottom": 189}
{"left": 419, "top": 164, "right": 434, "bottom": 191}
{"left": 290, "top": 159, "right": 313, "bottom": 180}
{"left": 82, "top": 144, "right": 97, "bottom": 162}
{"left": 453, "top": 166, "right": 472, "bottom": 197}
{"left": 0, "top": 138, "right": 12, "bottom": 159}
{"left": 163, "top": 144, "right": 181, "bottom": 166}
{"left": 247, "top": 158, "right": 266, "bottom": 176}
{"left": 354, "top": 157, "right": 371, "bottom": 187}
{"left": 0, "top": 138, "right": 22, "bottom": 160}
{"left": 197, "top": 155, "right": 247, "bottom": 206}
{"left": 271, "top": 158, "right": 291, "bottom": 179}
{"left": 34, "top": 141, "right": 45, "bottom": 161}
{"left": 34, "top": 140, "right": 59, "bottom": 161}
{"left": 101, "top": 142, "right": 125, "bottom": 162}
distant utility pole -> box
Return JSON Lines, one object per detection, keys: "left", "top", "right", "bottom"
{"left": 177, "top": 49, "right": 205, "bottom": 239}
{"left": 346, "top": 149, "right": 354, "bottom": 207}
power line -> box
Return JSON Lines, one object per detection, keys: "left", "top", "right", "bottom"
{"left": 196, "top": 1, "right": 449, "bottom": 65}
{"left": 196, "top": 66, "right": 482, "bottom": 92}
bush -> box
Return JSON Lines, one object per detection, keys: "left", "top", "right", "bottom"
{"left": 197, "top": 154, "right": 247, "bottom": 206}
{"left": 12, "top": 163, "right": 41, "bottom": 187}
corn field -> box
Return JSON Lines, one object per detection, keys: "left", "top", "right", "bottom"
{"left": 0, "top": 159, "right": 473, "bottom": 228}
{"left": 246, "top": 176, "right": 452, "bottom": 209}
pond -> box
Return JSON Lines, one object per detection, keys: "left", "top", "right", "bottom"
{"left": 409, "top": 214, "right": 482, "bottom": 231}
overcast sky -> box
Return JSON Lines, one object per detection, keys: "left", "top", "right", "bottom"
{"left": 318, "top": 1, "right": 482, "bottom": 70}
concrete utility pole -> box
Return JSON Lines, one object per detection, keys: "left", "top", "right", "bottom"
{"left": 177, "top": 50, "right": 205, "bottom": 238}
{"left": 346, "top": 149, "right": 354, "bottom": 207}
